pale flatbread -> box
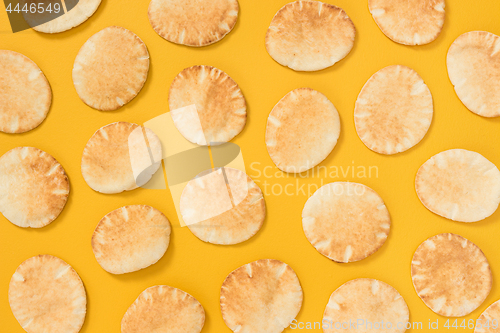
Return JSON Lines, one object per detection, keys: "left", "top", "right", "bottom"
{"left": 121, "top": 285, "right": 205, "bottom": 333}
{"left": 72, "top": 26, "right": 149, "bottom": 111}
{"left": 92, "top": 205, "right": 171, "bottom": 274}
{"left": 0, "top": 147, "right": 69, "bottom": 228}
{"left": 265, "top": 88, "right": 340, "bottom": 173}
{"left": 415, "top": 149, "right": 500, "bottom": 222}
{"left": 30, "top": 0, "right": 101, "bottom": 33}
{"left": 148, "top": 0, "right": 238, "bottom": 47}
{"left": 265, "top": 0, "right": 355, "bottom": 71}
{"left": 169, "top": 65, "right": 246, "bottom": 145}
{"left": 221, "top": 259, "right": 303, "bottom": 333}
{"left": 81, "top": 122, "right": 162, "bottom": 194}
{"left": 412, "top": 233, "right": 492, "bottom": 317}
{"left": 302, "top": 182, "right": 390, "bottom": 263}
{"left": 369, "top": 0, "right": 445, "bottom": 45}
{"left": 355, "top": 65, "right": 433, "bottom": 154}
{"left": 181, "top": 167, "right": 265, "bottom": 245}
{"left": 9, "top": 255, "right": 87, "bottom": 333}
{"left": 447, "top": 31, "right": 500, "bottom": 117}
{"left": 323, "top": 279, "right": 409, "bottom": 333}
{"left": 475, "top": 300, "right": 500, "bottom": 333}
{"left": 0, "top": 50, "right": 51, "bottom": 133}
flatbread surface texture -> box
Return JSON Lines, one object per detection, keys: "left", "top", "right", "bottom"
{"left": 266, "top": 0, "right": 355, "bottom": 71}
{"left": 266, "top": 88, "right": 340, "bottom": 173}
{"left": 355, "top": 65, "right": 433, "bottom": 154}
{"left": 0, "top": 50, "right": 51, "bottom": 133}
{"left": 72, "top": 26, "right": 149, "bottom": 111}
{"left": 0, "top": 147, "right": 69, "bottom": 228}
{"left": 411, "top": 233, "right": 492, "bottom": 317}
{"left": 220, "top": 259, "right": 303, "bottom": 333}
{"left": 447, "top": 31, "right": 500, "bottom": 117}
{"left": 148, "top": 0, "right": 239, "bottom": 46}
{"left": 121, "top": 285, "right": 205, "bottom": 333}
{"left": 9, "top": 255, "right": 87, "bottom": 333}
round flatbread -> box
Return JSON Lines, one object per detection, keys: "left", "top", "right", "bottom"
{"left": 221, "top": 259, "right": 303, "bottom": 333}
{"left": 354, "top": 65, "right": 433, "bottom": 155}
{"left": 265, "top": 0, "right": 355, "bottom": 71}
{"left": 447, "top": 31, "right": 500, "bottom": 117}
{"left": 169, "top": 65, "right": 246, "bottom": 145}
{"left": 369, "top": 0, "right": 445, "bottom": 45}
{"left": 0, "top": 147, "right": 69, "bottom": 228}
{"left": 265, "top": 88, "right": 340, "bottom": 173}
{"left": 0, "top": 50, "right": 51, "bottom": 133}
{"left": 415, "top": 149, "right": 500, "bottom": 222}
{"left": 9, "top": 255, "right": 86, "bottom": 333}
{"left": 121, "top": 285, "right": 205, "bottom": 333}
{"left": 29, "top": 0, "right": 101, "bottom": 33}
{"left": 181, "top": 167, "right": 265, "bottom": 245}
{"left": 302, "top": 182, "right": 390, "bottom": 263}
{"left": 323, "top": 279, "right": 409, "bottom": 333}
{"left": 92, "top": 205, "right": 171, "bottom": 274}
{"left": 148, "top": 0, "right": 239, "bottom": 47}
{"left": 73, "top": 26, "right": 149, "bottom": 111}
{"left": 412, "top": 233, "right": 492, "bottom": 317}
{"left": 81, "top": 122, "right": 162, "bottom": 194}
{"left": 475, "top": 300, "right": 500, "bottom": 333}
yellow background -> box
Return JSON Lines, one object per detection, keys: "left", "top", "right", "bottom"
{"left": 1, "top": 0, "right": 500, "bottom": 332}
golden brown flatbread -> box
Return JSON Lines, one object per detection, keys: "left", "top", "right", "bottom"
{"left": 415, "top": 149, "right": 500, "bottom": 222}
{"left": 265, "top": 88, "right": 340, "bottom": 173}
{"left": 412, "top": 233, "right": 492, "bottom": 317}
{"left": 369, "top": 0, "right": 445, "bottom": 45}
{"left": 266, "top": 0, "right": 355, "bottom": 71}
{"left": 121, "top": 285, "right": 205, "bottom": 333}
{"left": 302, "top": 182, "right": 391, "bottom": 262}
{"left": 0, "top": 50, "right": 51, "bottom": 133}
{"left": 9, "top": 255, "right": 87, "bottom": 333}
{"left": 148, "top": 0, "right": 239, "bottom": 46}
{"left": 0, "top": 147, "right": 69, "bottom": 228}
{"left": 355, "top": 65, "right": 433, "bottom": 154}
{"left": 447, "top": 31, "right": 500, "bottom": 117}
{"left": 169, "top": 65, "right": 246, "bottom": 145}
{"left": 72, "top": 26, "right": 149, "bottom": 111}
{"left": 221, "top": 259, "right": 303, "bottom": 332}
{"left": 92, "top": 205, "right": 171, "bottom": 274}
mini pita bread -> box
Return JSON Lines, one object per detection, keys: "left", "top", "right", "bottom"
{"left": 221, "top": 259, "right": 303, "bottom": 333}
{"left": 0, "top": 147, "right": 69, "bottom": 228}
{"left": 72, "top": 26, "right": 149, "bottom": 111}
{"left": 30, "top": 0, "right": 101, "bottom": 33}
{"left": 369, "top": 0, "right": 445, "bottom": 45}
{"left": 9, "top": 255, "right": 87, "bottom": 333}
{"left": 0, "top": 50, "right": 51, "bottom": 133}
{"left": 266, "top": 88, "right": 340, "bottom": 173}
{"left": 169, "top": 65, "right": 246, "bottom": 145}
{"left": 323, "top": 279, "right": 409, "bottom": 333}
{"left": 81, "top": 122, "right": 162, "bottom": 194}
{"left": 355, "top": 65, "right": 433, "bottom": 155}
{"left": 302, "top": 182, "right": 390, "bottom": 263}
{"left": 415, "top": 149, "right": 500, "bottom": 222}
{"left": 412, "top": 233, "right": 492, "bottom": 317}
{"left": 181, "top": 167, "right": 265, "bottom": 245}
{"left": 148, "top": 0, "right": 239, "bottom": 47}
{"left": 475, "top": 300, "right": 500, "bottom": 333}
{"left": 121, "top": 285, "right": 205, "bottom": 333}
{"left": 92, "top": 205, "right": 171, "bottom": 274}
{"left": 447, "top": 31, "right": 500, "bottom": 117}
{"left": 265, "top": 1, "right": 355, "bottom": 71}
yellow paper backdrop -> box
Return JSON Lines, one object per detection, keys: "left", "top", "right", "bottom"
{"left": 1, "top": 0, "right": 500, "bottom": 332}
